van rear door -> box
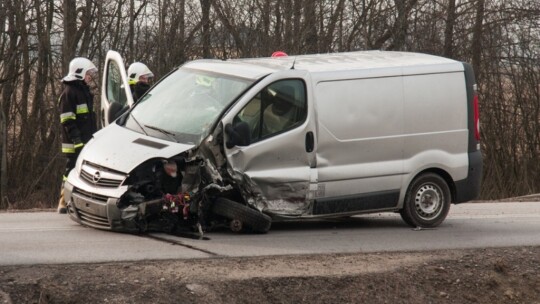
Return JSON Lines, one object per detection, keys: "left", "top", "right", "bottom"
{"left": 222, "top": 70, "right": 317, "bottom": 216}
{"left": 101, "top": 50, "right": 134, "bottom": 127}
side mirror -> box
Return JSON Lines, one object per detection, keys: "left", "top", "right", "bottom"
{"left": 108, "top": 102, "right": 129, "bottom": 125}
{"left": 225, "top": 122, "right": 251, "bottom": 148}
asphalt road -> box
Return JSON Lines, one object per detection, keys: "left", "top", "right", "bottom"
{"left": 1, "top": 202, "right": 539, "bottom": 266}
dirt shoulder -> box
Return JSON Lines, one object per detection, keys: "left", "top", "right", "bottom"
{"left": 1, "top": 246, "right": 539, "bottom": 304}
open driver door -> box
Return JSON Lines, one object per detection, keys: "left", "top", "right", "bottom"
{"left": 100, "top": 50, "right": 134, "bottom": 128}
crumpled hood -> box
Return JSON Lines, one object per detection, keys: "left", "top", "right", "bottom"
{"left": 79, "top": 123, "right": 195, "bottom": 173}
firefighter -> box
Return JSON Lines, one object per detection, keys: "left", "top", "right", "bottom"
{"left": 57, "top": 57, "right": 98, "bottom": 214}
{"left": 127, "top": 62, "right": 154, "bottom": 102}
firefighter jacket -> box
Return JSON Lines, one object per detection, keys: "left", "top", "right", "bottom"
{"left": 59, "top": 80, "right": 97, "bottom": 154}
{"left": 129, "top": 82, "right": 150, "bottom": 103}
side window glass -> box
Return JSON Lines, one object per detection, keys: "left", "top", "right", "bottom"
{"left": 234, "top": 79, "right": 307, "bottom": 144}
{"left": 106, "top": 61, "right": 127, "bottom": 106}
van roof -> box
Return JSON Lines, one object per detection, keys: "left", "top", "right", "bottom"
{"left": 184, "top": 51, "right": 464, "bottom": 80}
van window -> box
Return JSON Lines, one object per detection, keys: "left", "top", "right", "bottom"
{"left": 234, "top": 79, "right": 306, "bottom": 143}
{"left": 106, "top": 60, "right": 128, "bottom": 106}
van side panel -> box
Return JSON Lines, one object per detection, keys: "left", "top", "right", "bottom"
{"left": 314, "top": 71, "right": 474, "bottom": 214}
{"left": 401, "top": 72, "right": 469, "bottom": 185}
{"left": 314, "top": 77, "right": 404, "bottom": 201}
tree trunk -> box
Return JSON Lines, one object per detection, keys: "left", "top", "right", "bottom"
{"left": 0, "top": 0, "right": 17, "bottom": 207}
{"left": 389, "top": 0, "right": 417, "bottom": 50}
{"left": 471, "top": 0, "right": 485, "bottom": 80}
{"left": 292, "top": 0, "right": 301, "bottom": 53}
{"left": 0, "top": 109, "right": 6, "bottom": 209}
{"left": 128, "top": 0, "right": 135, "bottom": 63}
{"left": 304, "top": 0, "right": 318, "bottom": 53}
{"left": 323, "top": 0, "right": 346, "bottom": 52}
{"left": 283, "top": 0, "right": 293, "bottom": 52}
{"left": 63, "top": 0, "right": 77, "bottom": 75}
{"left": 443, "top": 0, "right": 456, "bottom": 58}
{"left": 200, "top": 0, "right": 212, "bottom": 58}
{"left": 274, "top": 0, "right": 282, "bottom": 48}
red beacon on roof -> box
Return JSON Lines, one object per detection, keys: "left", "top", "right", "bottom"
{"left": 271, "top": 51, "right": 288, "bottom": 58}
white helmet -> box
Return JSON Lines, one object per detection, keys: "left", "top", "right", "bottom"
{"left": 128, "top": 62, "right": 154, "bottom": 85}
{"left": 63, "top": 57, "right": 97, "bottom": 82}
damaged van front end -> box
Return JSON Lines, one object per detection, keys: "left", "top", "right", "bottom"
{"left": 64, "top": 123, "right": 241, "bottom": 233}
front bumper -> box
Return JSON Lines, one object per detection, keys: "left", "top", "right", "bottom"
{"left": 64, "top": 171, "right": 137, "bottom": 232}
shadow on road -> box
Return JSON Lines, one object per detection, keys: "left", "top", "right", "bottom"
{"left": 207, "top": 214, "right": 409, "bottom": 235}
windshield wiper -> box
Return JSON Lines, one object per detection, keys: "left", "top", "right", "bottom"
{"left": 144, "top": 124, "right": 178, "bottom": 142}
{"left": 130, "top": 112, "right": 148, "bottom": 136}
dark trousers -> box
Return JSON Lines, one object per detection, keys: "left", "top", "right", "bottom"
{"left": 63, "top": 150, "right": 81, "bottom": 179}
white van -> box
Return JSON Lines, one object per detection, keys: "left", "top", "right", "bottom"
{"left": 64, "top": 50, "right": 482, "bottom": 233}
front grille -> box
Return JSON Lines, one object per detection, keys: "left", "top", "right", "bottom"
{"left": 73, "top": 187, "right": 109, "bottom": 203}
{"left": 80, "top": 169, "right": 123, "bottom": 187}
{"left": 77, "top": 208, "right": 111, "bottom": 229}
{"left": 80, "top": 160, "right": 126, "bottom": 187}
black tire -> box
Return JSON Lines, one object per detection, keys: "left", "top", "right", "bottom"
{"left": 400, "top": 173, "right": 451, "bottom": 228}
{"left": 211, "top": 198, "right": 272, "bottom": 233}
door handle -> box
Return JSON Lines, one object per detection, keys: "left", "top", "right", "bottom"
{"left": 305, "top": 131, "right": 314, "bottom": 153}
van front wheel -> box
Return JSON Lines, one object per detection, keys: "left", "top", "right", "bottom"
{"left": 400, "top": 173, "right": 451, "bottom": 228}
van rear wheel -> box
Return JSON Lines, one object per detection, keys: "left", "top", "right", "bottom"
{"left": 400, "top": 173, "right": 451, "bottom": 228}
{"left": 211, "top": 198, "right": 272, "bottom": 233}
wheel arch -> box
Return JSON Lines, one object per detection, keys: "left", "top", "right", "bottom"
{"left": 401, "top": 168, "right": 456, "bottom": 208}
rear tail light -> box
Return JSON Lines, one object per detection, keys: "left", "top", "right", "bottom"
{"left": 473, "top": 85, "right": 480, "bottom": 141}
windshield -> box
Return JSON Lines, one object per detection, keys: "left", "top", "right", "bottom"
{"left": 124, "top": 67, "right": 254, "bottom": 144}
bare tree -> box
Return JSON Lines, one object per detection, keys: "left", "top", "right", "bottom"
{"left": 1, "top": 0, "right": 540, "bottom": 209}
{"left": 471, "top": 0, "right": 485, "bottom": 80}
{"left": 304, "top": 1, "right": 318, "bottom": 53}
{"left": 443, "top": 0, "right": 457, "bottom": 58}
{"left": 201, "top": 0, "right": 212, "bottom": 57}
{"left": 63, "top": 0, "right": 77, "bottom": 74}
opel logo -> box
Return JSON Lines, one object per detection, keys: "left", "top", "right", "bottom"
{"left": 92, "top": 171, "right": 101, "bottom": 184}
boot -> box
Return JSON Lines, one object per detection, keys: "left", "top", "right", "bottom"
{"left": 57, "top": 188, "right": 67, "bottom": 214}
